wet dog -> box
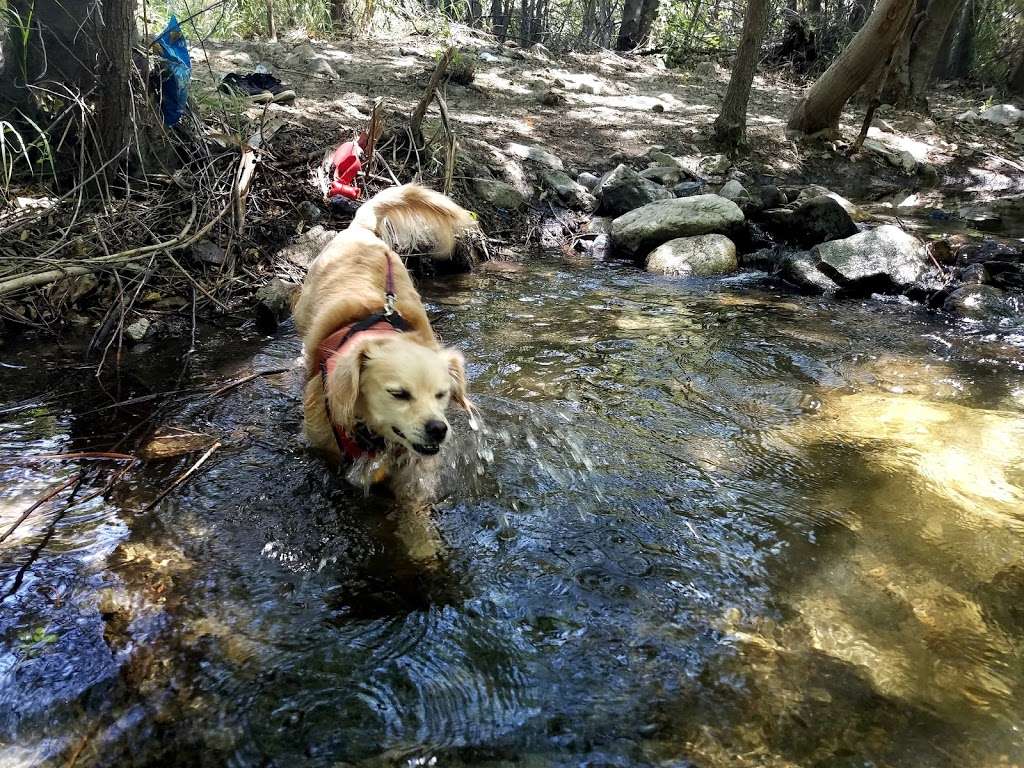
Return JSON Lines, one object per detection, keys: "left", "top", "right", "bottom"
{"left": 293, "top": 185, "right": 478, "bottom": 494}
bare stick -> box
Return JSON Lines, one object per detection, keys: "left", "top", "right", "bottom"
{"left": 207, "top": 366, "right": 290, "bottom": 397}
{"left": 142, "top": 441, "right": 221, "bottom": 513}
{"left": 410, "top": 47, "right": 453, "bottom": 144}
{"left": 0, "top": 474, "right": 81, "bottom": 544}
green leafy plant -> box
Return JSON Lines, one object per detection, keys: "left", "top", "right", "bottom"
{"left": 17, "top": 626, "right": 59, "bottom": 658}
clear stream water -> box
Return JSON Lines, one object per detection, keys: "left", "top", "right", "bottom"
{"left": 2, "top": 258, "right": 1024, "bottom": 767}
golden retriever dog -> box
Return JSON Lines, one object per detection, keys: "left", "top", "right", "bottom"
{"left": 293, "top": 184, "right": 478, "bottom": 494}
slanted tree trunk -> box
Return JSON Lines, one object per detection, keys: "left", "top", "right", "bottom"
{"left": 266, "top": 0, "right": 277, "bottom": 41}
{"left": 519, "top": 0, "right": 530, "bottom": 45}
{"left": 634, "top": 0, "right": 660, "bottom": 48}
{"left": 947, "top": 0, "right": 974, "bottom": 78}
{"left": 96, "top": 0, "right": 135, "bottom": 174}
{"left": 712, "top": 0, "right": 771, "bottom": 151}
{"left": 786, "top": 0, "right": 915, "bottom": 136}
{"left": 930, "top": 1, "right": 959, "bottom": 78}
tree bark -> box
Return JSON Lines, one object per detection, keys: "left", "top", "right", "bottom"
{"left": 1010, "top": 53, "right": 1024, "bottom": 94}
{"left": 616, "top": 0, "right": 643, "bottom": 49}
{"left": 634, "top": 0, "right": 660, "bottom": 48}
{"left": 946, "top": 0, "right": 974, "bottom": 78}
{"left": 849, "top": 0, "right": 875, "bottom": 30}
{"left": 519, "top": 0, "right": 530, "bottom": 46}
{"left": 265, "top": 0, "right": 277, "bottom": 41}
{"left": 786, "top": 0, "right": 915, "bottom": 136}
{"left": 95, "top": 0, "right": 135, "bottom": 174}
{"left": 331, "top": 0, "right": 350, "bottom": 28}
{"left": 903, "top": 0, "right": 963, "bottom": 105}
{"left": 712, "top": 0, "right": 771, "bottom": 150}
{"left": 492, "top": 0, "right": 508, "bottom": 39}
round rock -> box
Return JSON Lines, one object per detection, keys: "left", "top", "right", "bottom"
{"left": 645, "top": 234, "right": 737, "bottom": 277}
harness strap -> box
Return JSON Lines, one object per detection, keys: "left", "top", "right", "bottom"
{"left": 317, "top": 253, "right": 410, "bottom": 461}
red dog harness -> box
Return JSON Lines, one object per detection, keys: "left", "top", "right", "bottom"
{"left": 316, "top": 252, "right": 409, "bottom": 460}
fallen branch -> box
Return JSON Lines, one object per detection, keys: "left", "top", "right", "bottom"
{"left": 7, "top": 451, "right": 137, "bottom": 463}
{"left": 142, "top": 440, "right": 221, "bottom": 513}
{"left": 207, "top": 366, "right": 290, "bottom": 397}
{"left": 0, "top": 474, "right": 81, "bottom": 544}
{"left": 410, "top": 47, "right": 453, "bottom": 145}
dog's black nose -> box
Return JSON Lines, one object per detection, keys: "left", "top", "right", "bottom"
{"left": 424, "top": 419, "right": 448, "bottom": 442}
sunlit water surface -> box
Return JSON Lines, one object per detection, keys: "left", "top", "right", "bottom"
{"left": 2, "top": 258, "right": 1024, "bottom": 767}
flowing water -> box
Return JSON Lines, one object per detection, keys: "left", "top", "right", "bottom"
{"left": 2, "top": 258, "right": 1024, "bottom": 767}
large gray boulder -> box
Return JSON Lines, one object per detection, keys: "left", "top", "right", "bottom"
{"left": 474, "top": 178, "right": 527, "bottom": 209}
{"left": 760, "top": 196, "right": 858, "bottom": 248}
{"left": 645, "top": 235, "right": 737, "bottom": 277}
{"left": 812, "top": 225, "right": 927, "bottom": 292}
{"left": 610, "top": 194, "right": 745, "bottom": 258}
{"left": 596, "top": 164, "right": 673, "bottom": 216}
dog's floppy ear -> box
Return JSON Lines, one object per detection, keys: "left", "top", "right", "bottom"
{"left": 441, "top": 347, "right": 472, "bottom": 412}
{"left": 326, "top": 337, "right": 374, "bottom": 428}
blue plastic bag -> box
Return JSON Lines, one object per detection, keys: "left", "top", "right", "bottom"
{"left": 154, "top": 16, "right": 191, "bottom": 126}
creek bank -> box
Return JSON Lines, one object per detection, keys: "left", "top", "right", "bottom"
{"left": 452, "top": 134, "right": 1024, "bottom": 328}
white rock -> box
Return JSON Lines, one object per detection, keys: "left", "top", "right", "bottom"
{"left": 978, "top": 104, "right": 1024, "bottom": 125}
{"left": 645, "top": 234, "right": 738, "bottom": 277}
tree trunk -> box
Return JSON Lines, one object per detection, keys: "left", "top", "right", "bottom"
{"left": 492, "top": 0, "right": 508, "bottom": 39}
{"left": 96, "top": 0, "right": 135, "bottom": 174}
{"left": 849, "top": 0, "right": 875, "bottom": 30}
{"left": 331, "top": 0, "right": 350, "bottom": 28}
{"left": 581, "top": 0, "right": 596, "bottom": 43}
{"left": 519, "top": 0, "right": 529, "bottom": 45}
{"left": 930, "top": 3, "right": 959, "bottom": 78}
{"left": 265, "top": 0, "right": 277, "bottom": 41}
{"left": 634, "top": 0, "right": 660, "bottom": 48}
{"left": 1010, "top": 53, "right": 1024, "bottom": 94}
{"left": 786, "top": 0, "right": 915, "bottom": 136}
{"left": 616, "top": 0, "right": 643, "bottom": 50}
{"left": 468, "top": 0, "right": 483, "bottom": 26}
{"left": 712, "top": 0, "right": 771, "bottom": 150}
{"left": 0, "top": 0, "right": 97, "bottom": 117}
{"left": 947, "top": 0, "right": 974, "bottom": 78}
{"left": 903, "top": 0, "right": 963, "bottom": 106}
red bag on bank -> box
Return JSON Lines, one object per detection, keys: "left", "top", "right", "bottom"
{"left": 327, "top": 132, "right": 368, "bottom": 200}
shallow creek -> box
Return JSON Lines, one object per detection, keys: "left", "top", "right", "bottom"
{"left": 2, "top": 258, "right": 1023, "bottom": 767}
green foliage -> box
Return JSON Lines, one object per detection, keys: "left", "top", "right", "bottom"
{"left": 445, "top": 49, "right": 478, "bottom": 85}
{"left": 17, "top": 626, "right": 59, "bottom": 658}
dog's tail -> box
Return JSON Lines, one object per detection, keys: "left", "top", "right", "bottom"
{"left": 351, "top": 184, "right": 477, "bottom": 257}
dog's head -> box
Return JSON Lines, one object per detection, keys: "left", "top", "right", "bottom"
{"left": 326, "top": 335, "right": 470, "bottom": 456}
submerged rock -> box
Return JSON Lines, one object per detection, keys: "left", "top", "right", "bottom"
{"left": 812, "top": 225, "right": 927, "bottom": 293}
{"left": 780, "top": 252, "right": 837, "bottom": 294}
{"left": 610, "top": 194, "right": 745, "bottom": 258}
{"left": 645, "top": 234, "right": 737, "bottom": 277}
{"left": 595, "top": 164, "right": 673, "bottom": 217}
{"left": 943, "top": 285, "right": 1020, "bottom": 323}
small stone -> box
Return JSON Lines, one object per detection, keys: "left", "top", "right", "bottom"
{"left": 611, "top": 194, "right": 745, "bottom": 258}
{"left": 978, "top": 104, "right": 1024, "bottom": 125}
{"left": 651, "top": 103, "right": 665, "bottom": 113}
{"left": 959, "top": 263, "right": 989, "bottom": 285}
{"left": 193, "top": 240, "right": 226, "bottom": 265}
{"left": 640, "top": 165, "right": 683, "bottom": 187}
{"left": 699, "top": 154, "right": 731, "bottom": 176}
{"left": 125, "top": 318, "right": 151, "bottom": 342}
{"left": 297, "top": 201, "right": 322, "bottom": 222}
{"left": 541, "top": 169, "right": 597, "bottom": 212}
{"left": 255, "top": 278, "right": 300, "bottom": 332}
{"left": 540, "top": 89, "right": 567, "bottom": 107}
{"left": 718, "top": 179, "right": 750, "bottom": 202}
{"left": 673, "top": 181, "right": 706, "bottom": 198}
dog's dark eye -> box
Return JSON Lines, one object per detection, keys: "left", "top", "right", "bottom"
{"left": 389, "top": 389, "right": 412, "bottom": 401}
{"left": 435, "top": 391, "right": 446, "bottom": 399}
